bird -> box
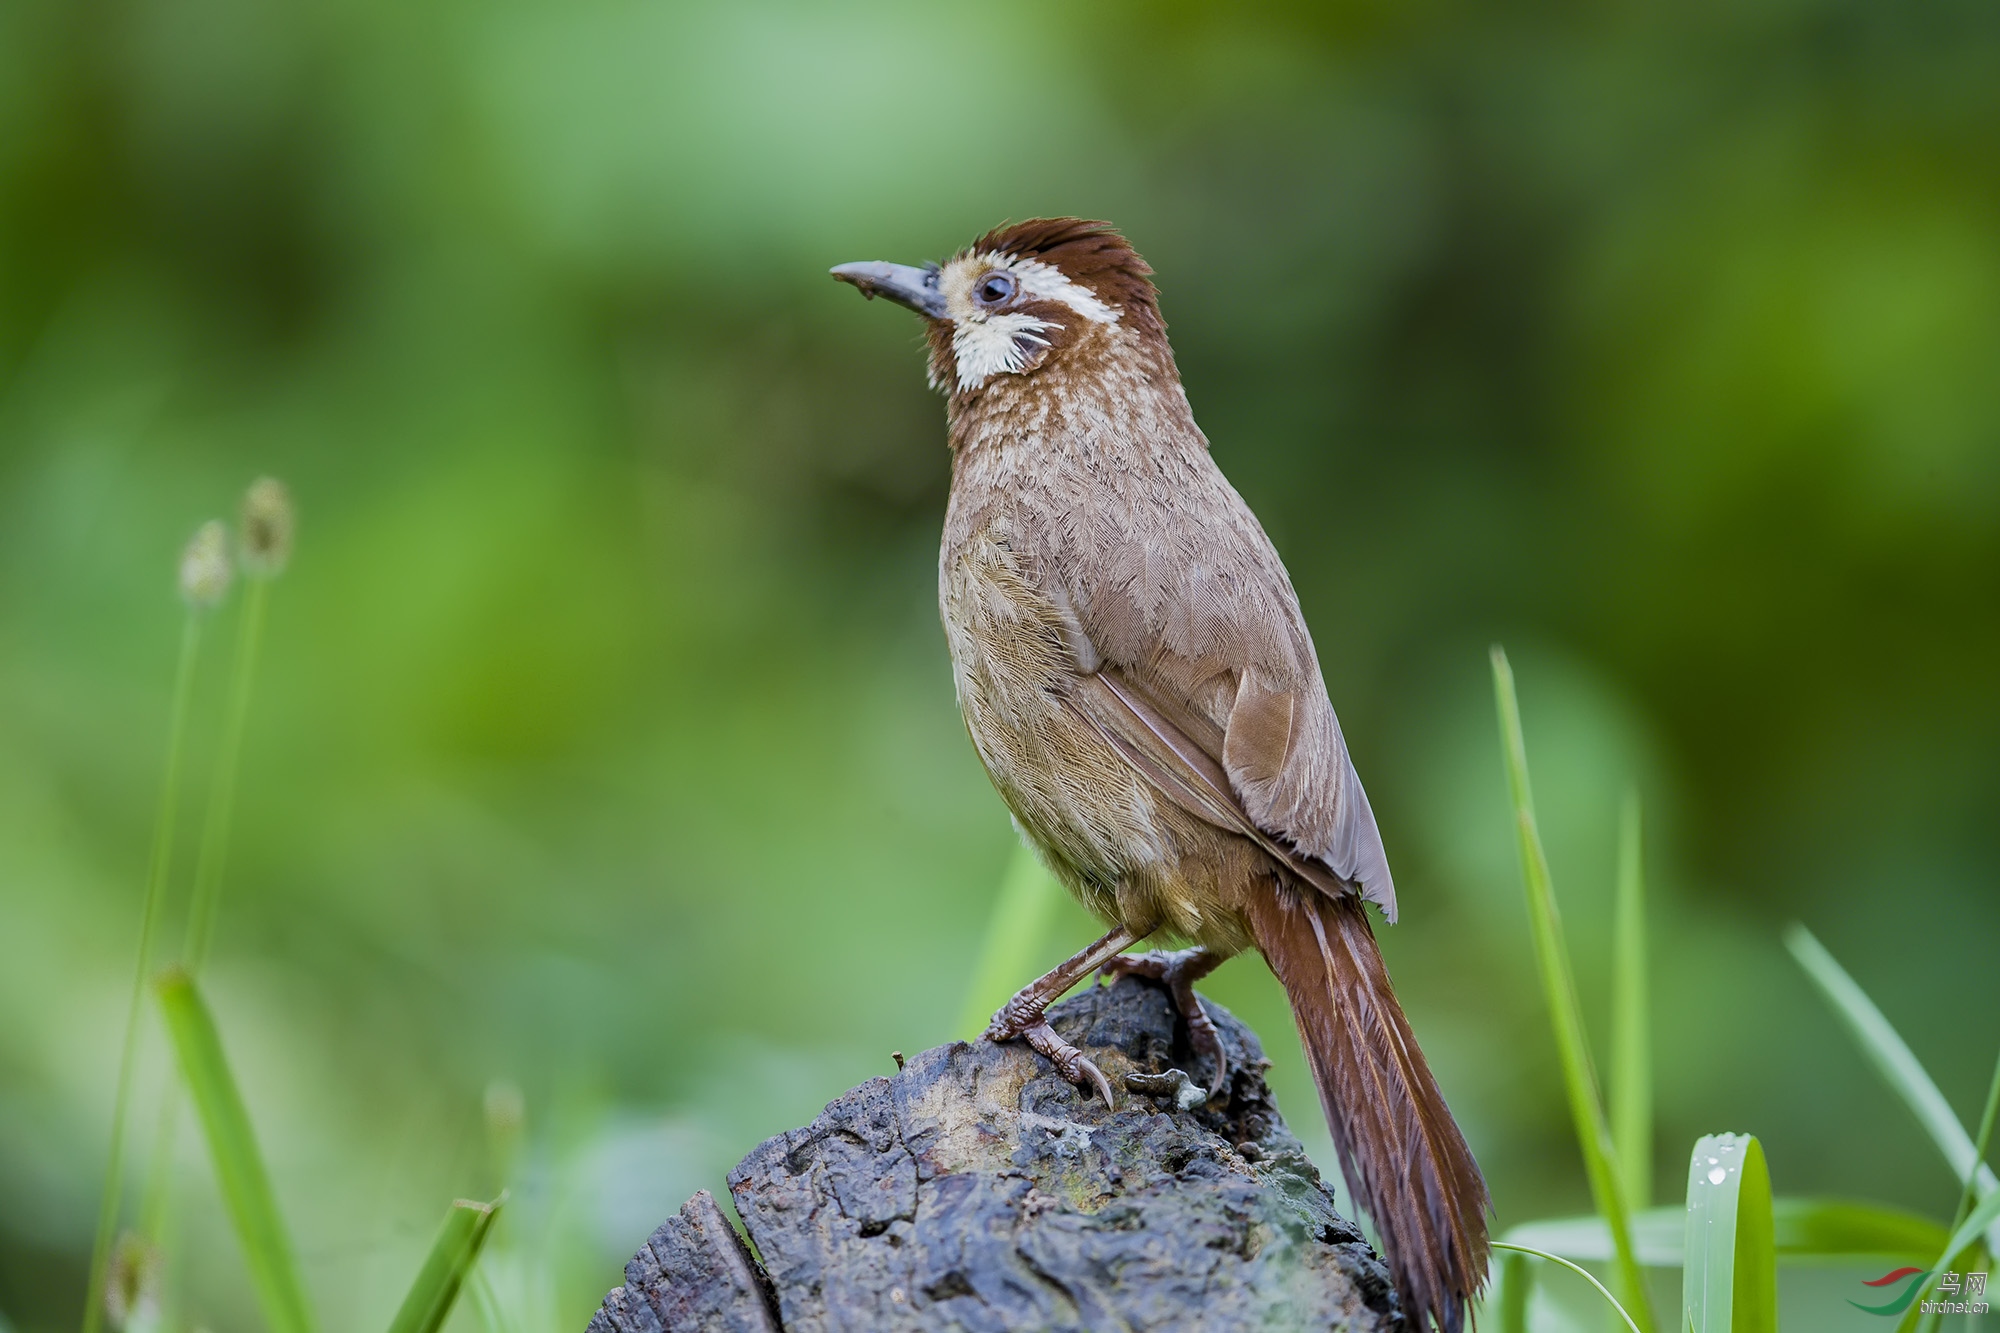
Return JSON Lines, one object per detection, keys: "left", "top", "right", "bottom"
{"left": 831, "top": 218, "right": 1490, "bottom": 1333}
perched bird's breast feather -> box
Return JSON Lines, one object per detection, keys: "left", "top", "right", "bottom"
{"left": 937, "top": 514, "right": 1178, "bottom": 905}
{"left": 941, "top": 367, "right": 1396, "bottom": 914}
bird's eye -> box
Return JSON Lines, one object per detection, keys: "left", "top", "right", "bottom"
{"left": 974, "top": 271, "right": 1017, "bottom": 307}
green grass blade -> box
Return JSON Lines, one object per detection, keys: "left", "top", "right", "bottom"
{"left": 1506, "top": 1197, "right": 1948, "bottom": 1267}
{"left": 146, "top": 561, "right": 280, "bottom": 1263}
{"left": 1783, "top": 924, "right": 2000, "bottom": 1254}
{"left": 138, "top": 578, "right": 274, "bottom": 1265}
{"left": 1491, "top": 646, "right": 1657, "bottom": 1332}
{"left": 1490, "top": 1242, "right": 1644, "bottom": 1333}
{"left": 1612, "top": 789, "right": 1652, "bottom": 1212}
{"left": 1682, "top": 1134, "right": 1776, "bottom": 1333}
{"left": 154, "top": 969, "right": 316, "bottom": 1333}
{"left": 1902, "top": 1046, "right": 2000, "bottom": 1333}
{"left": 83, "top": 613, "right": 203, "bottom": 1333}
{"left": 386, "top": 1196, "right": 503, "bottom": 1333}
{"left": 1925, "top": 1189, "right": 2000, "bottom": 1300}
{"left": 1944, "top": 1044, "right": 2000, "bottom": 1256}
{"left": 958, "top": 842, "right": 1062, "bottom": 1040}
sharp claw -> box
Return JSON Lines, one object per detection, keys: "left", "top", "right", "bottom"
{"left": 1079, "top": 1056, "right": 1115, "bottom": 1109}
{"left": 994, "top": 946, "right": 1228, "bottom": 1112}
{"left": 1018, "top": 1022, "right": 1116, "bottom": 1108}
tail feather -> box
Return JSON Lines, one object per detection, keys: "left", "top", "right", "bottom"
{"left": 1245, "top": 883, "right": 1490, "bottom": 1333}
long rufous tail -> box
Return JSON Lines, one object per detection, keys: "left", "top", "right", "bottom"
{"left": 1245, "top": 883, "right": 1491, "bottom": 1333}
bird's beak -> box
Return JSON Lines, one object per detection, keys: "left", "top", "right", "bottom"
{"left": 830, "top": 261, "right": 947, "bottom": 319}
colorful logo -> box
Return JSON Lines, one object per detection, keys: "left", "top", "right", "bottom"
{"left": 1849, "top": 1268, "right": 1932, "bottom": 1317}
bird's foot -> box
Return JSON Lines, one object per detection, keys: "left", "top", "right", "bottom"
{"left": 985, "top": 995, "right": 1115, "bottom": 1108}
{"left": 1099, "top": 948, "right": 1227, "bottom": 1095}
{"left": 1024, "top": 1022, "right": 1115, "bottom": 1109}
{"left": 979, "top": 924, "right": 1143, "bottom": 1110}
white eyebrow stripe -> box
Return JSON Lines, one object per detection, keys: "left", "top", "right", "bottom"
{"left": 1003, "top": 256, "right": 1121, "bottom": 324}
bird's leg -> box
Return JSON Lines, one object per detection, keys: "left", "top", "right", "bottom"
{"left": 1100, "top": 947, "right": 1228, "bottom": 1094}
{"left": 985, "top": 924, "right": 1142, "bottom": 1107}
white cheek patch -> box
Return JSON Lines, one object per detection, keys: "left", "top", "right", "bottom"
{"left": 952, "top": 312, "right": 1059, "bottom": 391}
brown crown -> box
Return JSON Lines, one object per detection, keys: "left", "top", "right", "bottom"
{"left": 969, "top": 218, "right": 1165, "bottom": 341}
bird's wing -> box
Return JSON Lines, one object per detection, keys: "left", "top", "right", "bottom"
{"left": 1218, "top": 665, "right": 1396, "bottom": 918}
{"left": 1064, "top": 665, "right": 1395, "bottom": 917}
{"left": 1046, "top": 477, "right": 1397, "bottom": 919}
{"left": 1064, "top": 671, "right": 1352, "bottom": 901}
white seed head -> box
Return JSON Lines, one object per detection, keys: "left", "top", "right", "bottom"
{"left": 239, "top": 476, "right": 295, "bottom": 578}
{"left": 178, "top": 520, "right": 233, "bottom": 610}
{"left": 105, "top": 1230, "right": 162, "bottom": 1332}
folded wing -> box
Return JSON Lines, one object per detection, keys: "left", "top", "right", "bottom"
{"left": 1064, "top": 662, "right": 1396, "bottom": 919}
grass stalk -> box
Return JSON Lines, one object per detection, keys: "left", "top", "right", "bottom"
{"left": 155, "top": 968, "right": 316, "bottom": 1333}
{"left": 183, "top": 573, "right": 269, "bottom": 972}
{"left": 386, "top": 1197, "right": 504, "bottom": 1333}
{"left": 81, "top": 612, "right": 203, "bottom": 1333}
{"left": 1610, "top": 791, "right": 1651, "bottom": 1213}
{"left": 1918, "top": 1194, "right": 2000, "bottom": 1313}
{"left": 1491, "top": 647, "right": 1657, "bottom": 1332}
{"left": 136, "top": 576, "right": 271, "bottom": 1248}
{"left": 143, "top": 484, "right": 289, "bottom": 1298}
{"left": 1943, "top": 1044, "right": 2000, "bottom": 1259}
{"left": 1783, "top": 923, "right": 2000, "bottom": 1255}
{"left": 1902, "top": 1044, "right": 2000, "bottom": 1333}
{"left": 958, "top": 841, "right": 1063, "bottom": 1039}
{"left": 1490, "top": 1242, "right": 1643, "bottom": 1333}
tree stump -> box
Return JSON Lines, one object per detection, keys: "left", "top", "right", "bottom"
{"left": 586, "top": 974, "right": 1403, "bottom": 1331}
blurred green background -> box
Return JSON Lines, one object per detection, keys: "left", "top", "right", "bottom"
{"left": 3, "top": 0, "right": 1997, "bottom": 1328}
